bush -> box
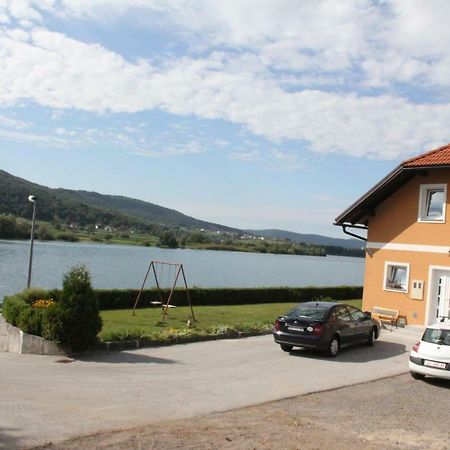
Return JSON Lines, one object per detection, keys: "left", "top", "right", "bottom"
{"left": 2, "top": 288, "right": 53, "bottom": 326}
{"left": 2, "top": 294, "right": 28, "bottom": 326}
{"left": 37, "top": 224, "right": 55, "bottom": 241}
{"left": 2, "top": 268, "right": 102, "bottom": 353}
{"left": 158, "top": 231, "right": 179, "bottom": 248}
{"left": 17, "top": 307, "right": 44, "bottom": 336}
{"left": 41, "top": 303, "right": 65, "bottom": 342}
{"left": 56, "top": 232, "right": 79, "bottom": 242}
{"left": 57, "top": 265, "right": 102, "bottom": 353}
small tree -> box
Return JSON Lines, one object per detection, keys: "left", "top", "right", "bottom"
{"left": 58, "top": 266, "right": 102, "bottom": 353}
{"left": 158, "top": 231, "right": 179, "bottom": 248}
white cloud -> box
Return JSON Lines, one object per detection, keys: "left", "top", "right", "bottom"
{"left": 230, "top": 149, "right": 261, "bottom": 163}
{"left": 4, "top": 0, "right": 44, "bottom": 23}
{"left": 213, "top": 139, "right": 230, "bottom": 147}
{"left": 133, "top": 140, "right": 204, "bottom": 158}
{"left": 0, "top": 113, "right": 28, "bottom": 129}
{"left": 0, "top": 128, "right": 68, "bottom": 146}
{"left": 230, "top": 147, "right": 307, "bottom": 171}
{"left": 384, "top": 1, "right": 450, "bottom": 58}
{"left": 1, "top": 1, "right": 450, "bottom": 162}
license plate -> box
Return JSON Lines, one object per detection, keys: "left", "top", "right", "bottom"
{"left": 424, "top": 360, "right": 447, "bottom": 369}
{"left": 287, "top": 326, "right": 304, "bottom": 332}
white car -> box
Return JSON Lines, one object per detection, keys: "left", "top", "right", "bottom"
{"left": 409, "top": 321, "right": 450, "bottom": 381}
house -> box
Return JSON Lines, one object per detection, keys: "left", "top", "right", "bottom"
{"left": 335, "top": 143, "right": 450, "bottom": 326}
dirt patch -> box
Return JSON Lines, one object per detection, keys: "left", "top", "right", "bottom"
{"left": 30, "top": 374, "right": 450, "bottom": 450}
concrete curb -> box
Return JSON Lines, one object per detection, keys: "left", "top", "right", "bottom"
{"left": 0, "top": 314, "right": 65, "bottom": 355}
{"left": 96, "top": 330, "right": 273, "bottom": 352}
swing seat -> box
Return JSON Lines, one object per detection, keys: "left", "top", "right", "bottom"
{"left": 150, "top": 301, "right": 163, "bottom": 306}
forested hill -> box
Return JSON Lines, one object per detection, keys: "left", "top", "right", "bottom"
{"left": 0, "top": 170, "right": 364, "bottom": 256}
{"left": 249, "top": 229, "right": 364, "bottom": 250}
{"left": 0, "top": 170, "right": 237, "bottom": 232}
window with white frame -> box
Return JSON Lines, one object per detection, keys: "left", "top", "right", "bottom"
{"left": 418, "top": 184, "right": 447, "bottom": 222}
{"left": 384, "top": 262, "right": 410, "bottom": 292}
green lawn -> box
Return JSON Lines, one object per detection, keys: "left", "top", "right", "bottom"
{"left": 99, "top": 299, "right": 362, "bottom": 342}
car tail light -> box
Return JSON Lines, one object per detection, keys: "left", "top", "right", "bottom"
{"left": 274, "top": 319, "right": 281, "bottom": 331}
{"left": 412, "top": 341, "right": 421, "bottom": 352}
{"left": 313, "top": 324, "right": 323, "bottom": 336}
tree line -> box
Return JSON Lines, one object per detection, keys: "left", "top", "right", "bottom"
{"left": 0, "top": 214, "right": 364, "bottom": 258}
{"left": 158, "top": 230, "right": 364, "bottom": 257}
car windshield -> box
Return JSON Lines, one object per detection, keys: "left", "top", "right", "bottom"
{"left": 286, "top": 304, "right": 329, "bottom": 321}
{"left": 422, "top": 328, "right": 450, "bottom": 346}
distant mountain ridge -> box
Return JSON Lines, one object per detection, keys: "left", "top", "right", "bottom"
{"left": 0, "top": 170, "right": 237, "bottom": 232}
{"left": 248, "top": 229, "right": 365, "bottom": 250}
{"left": 1, "top": 169, "right": 362, "bottom": 250}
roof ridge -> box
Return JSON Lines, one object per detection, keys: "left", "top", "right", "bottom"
{"left": 402, "top": 143, "right": 450, "bottom": 167}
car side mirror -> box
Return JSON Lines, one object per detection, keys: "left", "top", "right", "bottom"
{"left": 363, "top": 311, "right": 372, "bottom": 320}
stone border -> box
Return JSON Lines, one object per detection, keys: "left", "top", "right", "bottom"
{"left": 0, "top": 314, "right": 65, "bottom": 355}
{"left": 96, "top": 330, "right": 272, "bottom": 352}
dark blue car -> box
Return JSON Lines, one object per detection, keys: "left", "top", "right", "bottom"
{"left": 273, "top": 301, "right": 381, "bottom": 357}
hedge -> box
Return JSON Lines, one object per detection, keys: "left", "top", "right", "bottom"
{"left": 2, "top": 286, "right": 363, "bottom": 321}
{"left": 94, "top": 286, "right": 363, "bottom": 310}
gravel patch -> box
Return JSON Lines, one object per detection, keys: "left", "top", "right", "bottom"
{"left": 30, "top": 373, "right": 450, "bottom": 450}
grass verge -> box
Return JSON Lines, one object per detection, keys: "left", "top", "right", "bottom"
{"left": 99, "top": 300, "right": 362, "bottom": 344}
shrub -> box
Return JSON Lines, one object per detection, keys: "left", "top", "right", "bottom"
{"left": 158, "top": 231, "right": 179, "bottom": 248}
{"left": 2, "top": 270, "right": 102, "bottom": 353}
{"left": 23, "top": 288, "right": 54, "bottom": 303}
{"left": 2, "top": 294, "right": 28, "bottom": 326}
{"left": 41, "top": 303, "right": 65, "bottom": 342}
{"left": 56, "top": 232, "right": 79, "bottom": 242}
{"left": 2, "top": 288, "right": 57, "bottom": 330}
{"left": 57, "top": 265, "right": 102, "bottom": 353}
{"left": 17, "top": 307, "right": 44, "bottom": 336}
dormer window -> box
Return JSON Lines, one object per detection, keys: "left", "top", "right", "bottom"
{"left": 418, "top": 184, "right": 446, "bottom": 223}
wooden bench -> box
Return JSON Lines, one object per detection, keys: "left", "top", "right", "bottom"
{"left": 371, "top": 306, "right": 400, "bottom": 329}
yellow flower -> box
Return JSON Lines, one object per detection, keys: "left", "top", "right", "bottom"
{"left": 32, "top": 299, "right": 55, "bottom": 309}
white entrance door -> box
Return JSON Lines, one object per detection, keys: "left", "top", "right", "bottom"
{"left": 435, "top": 272, "right": 450, "bottom": 320}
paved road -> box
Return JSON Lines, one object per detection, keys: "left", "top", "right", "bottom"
{"left": 0, "top": 326, "right": 424, "bottom": 449}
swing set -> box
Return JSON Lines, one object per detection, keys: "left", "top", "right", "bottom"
{"left": 132, "top": 260, "right": 196, "bottom": 322}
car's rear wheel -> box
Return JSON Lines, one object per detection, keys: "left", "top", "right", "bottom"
{"left": 280, "top": 344, "right": 293, "bottom": 352}
{"left": 410, "top": 371, "right": 425, "bottom": 380}
{"left": 366, "top": 328, "right": 375, "bottom": 346}
{"left": 327, "top": 336, "right": 340, "bottom": 357}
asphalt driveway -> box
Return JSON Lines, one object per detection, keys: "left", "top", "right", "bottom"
{"left": 0, "top": 326, "right": 423, "bottom": 449}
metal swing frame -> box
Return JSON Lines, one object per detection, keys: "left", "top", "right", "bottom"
{"left": 132, "top": 260, "right": 196, "bottom": 322}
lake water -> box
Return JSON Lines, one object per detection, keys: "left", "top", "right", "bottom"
{"left": 0, "top": 240, "right": 365, "bottom": 301}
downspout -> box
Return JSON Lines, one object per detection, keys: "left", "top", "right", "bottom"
{"left": 341, "top": 224, "right": 368, "bottom": 242}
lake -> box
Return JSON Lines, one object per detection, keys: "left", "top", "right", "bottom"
{"left": 0, "top": 240, "right": 365, "bottom": 301}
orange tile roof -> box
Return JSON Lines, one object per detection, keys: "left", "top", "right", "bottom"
{"left": 403, "top": 143, "right": 450, "bottom": 167}
{"left": 335, "top": 142, "right": 450, "bottom": 226}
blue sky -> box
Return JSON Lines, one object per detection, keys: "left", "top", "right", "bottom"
{"left": 1, "top": 1, "right": 449, "bottom": 237}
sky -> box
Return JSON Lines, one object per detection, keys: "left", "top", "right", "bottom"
{"left": 1, "top": 1, "right": 450, "bottom": 238}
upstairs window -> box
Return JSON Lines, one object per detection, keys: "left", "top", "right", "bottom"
{"left": 418, "top": 184, "right": 446, "bottom": 223}
{"left": 384, "top": 262, "right": 409, "bottom": 293}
